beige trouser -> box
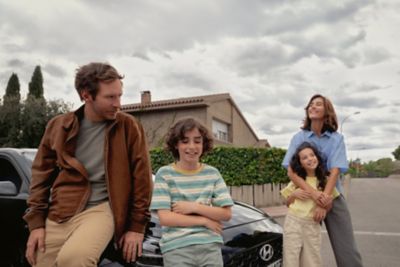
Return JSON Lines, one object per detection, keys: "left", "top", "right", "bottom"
{"left": 283, "top": 213, "right": 321, "bottom": 267}
{"left": 34, "top": 202, "right": 115, "bottom": 267}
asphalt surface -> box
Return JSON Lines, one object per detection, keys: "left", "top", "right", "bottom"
{"left": 263, "top": 176, "right": 400, "bottom": 267}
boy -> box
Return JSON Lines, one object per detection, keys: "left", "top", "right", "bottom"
{"left": 150, "top": 118, "right": 233, "bottom": 267}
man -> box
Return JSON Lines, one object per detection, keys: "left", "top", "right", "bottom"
{"left": 23, "top": 62, "right": 153, "bottom": 266}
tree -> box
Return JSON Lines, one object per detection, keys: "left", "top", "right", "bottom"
{"left": 4, "top": 73, "right": 21, "bottom": 104}
{"left": 19, "top": 98, "right": 70, "bottom": 148}
{"left": 0, "top": 73, "right": 22, "bottom": 146}
{"left": 0, "top": 67, "right": 71, "bottom": 148}
{"left": 392, "top": 145, "right": 400, "bottom": 160}
{"left": 28, "top": 65, "right": 44, "bottom": 99}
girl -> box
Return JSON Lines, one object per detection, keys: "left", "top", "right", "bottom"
{"left": 282, "top": 94, "right": 363, "bottom": 267}
{"left": 281, "top": 142, "right": 339, "bottom": 267}
{"left": 150, "top": 118, "right": 233, "bottom": 267}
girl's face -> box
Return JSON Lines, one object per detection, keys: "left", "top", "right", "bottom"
{"left": 176, "top": 127, "right": 203, "bottom": 168}
{"left": 307, "top": 97, "right": 325, "bottom": 121}
{"left": 298, "top": 147, "right": 318, "bottom": 176}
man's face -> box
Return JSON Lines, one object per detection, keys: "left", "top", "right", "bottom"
{"left": 83, "top": 79, "right": 122, "bottom": 122}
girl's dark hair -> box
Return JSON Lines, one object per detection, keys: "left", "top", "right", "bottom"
{"left": 289, "top": 142, "right": 328, "bottom": 190}
{"left": 165, "top": 118, "right": 213, "bottom": 160}
{"left": 302, "top": 94, "right": 338, "bottom": 133}
{"left": 75, "top": 62, "right": 124, "bottom": 101}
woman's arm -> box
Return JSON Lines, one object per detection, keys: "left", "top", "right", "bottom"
{"left": 288, "top": 166, "right": 321, "bottom": 201}
{"left": 317, "top": 167, "right": 340, "bottom": 207}
{"left": 172, "top": 202, "right": 232, "bottom": 221}
{"left": 324, "top": 168, "right": 340, "bottom": 196}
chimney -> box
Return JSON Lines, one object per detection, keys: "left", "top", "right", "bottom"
{"left": 141, "top": 91, "right": 151, "bottom": 105}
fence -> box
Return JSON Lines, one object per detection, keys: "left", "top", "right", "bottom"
{"left": 228, "top": 183, "right": 287, "bottom": 208}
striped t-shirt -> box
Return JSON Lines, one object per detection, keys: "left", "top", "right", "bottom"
{"left": 150, "top": 163, "right": 234, "bottom": 253}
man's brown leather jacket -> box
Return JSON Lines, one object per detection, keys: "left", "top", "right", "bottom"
{"left": 23, "top": 106, "right": 153, "bottom": 240}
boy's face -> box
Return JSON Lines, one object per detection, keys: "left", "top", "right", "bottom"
{"left": 82, "top": 79, "right": 122, "bottom": 121}
{"left": 176, "top": 127, "right": 203, "bottom": 167}
{"left": 299, "top": 147, "right": 318, "bottom": 176}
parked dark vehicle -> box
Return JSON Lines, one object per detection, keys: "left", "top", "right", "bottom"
{"left": 0, "top": 148, "right": 283, "bottom": 267}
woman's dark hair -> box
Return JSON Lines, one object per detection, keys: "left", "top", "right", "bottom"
{"left": 165, "top": 118, "right": 213, "bottom": 160}
{"left": 302, "top": 94, "right": 338, "bottom": 133}
{"left": 289, "top": 142, "right": 328, "bottom": 190}
{"left": 75, "top": 62, "right": 124, "bottom": 101}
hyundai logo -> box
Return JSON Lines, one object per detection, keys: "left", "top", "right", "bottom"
{"left": 259, "top": 244, "right": 274, "bottom": 262}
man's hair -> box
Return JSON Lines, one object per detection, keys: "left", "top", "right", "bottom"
{"left": 74, "top": 62, "right": 124, "bottom": 100}
{"left": 289, "top": 142, "right": 328, "bottom": 190}
{"left": 165, "top": 118, "right": 213, "bottom": 160}
{"left": 302, "top": 94, "right": 338, "bottom": 132}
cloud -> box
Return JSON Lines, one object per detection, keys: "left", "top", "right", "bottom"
{"left": 7, "top": 59, "right": 24, "bottom": 68}
{"left": 132, "top": 52, "right": 152, "bottom": 62}
{"left": 163, "top": 71, "right": 214, "bottom": 90}
{"left": 43, "top": 64, "right": 67, "bottom": 78}
{"left": 363, "top": 46, "right": 391, "bottom": 64}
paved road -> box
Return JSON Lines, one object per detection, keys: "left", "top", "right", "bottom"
{"left": 275, "top": 177, "right": 400, "bottom": 267}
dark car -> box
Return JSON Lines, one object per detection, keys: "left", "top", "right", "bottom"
{"left": 0, "top": 148, "right": 283, "bottom": 267}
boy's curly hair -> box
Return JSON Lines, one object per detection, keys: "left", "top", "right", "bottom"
{"left": 165, "top": 118, "right": 213, "bottom": 160}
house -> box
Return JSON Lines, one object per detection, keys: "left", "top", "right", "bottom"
{"left": 121, "top": 91, "right": 270, "bottom": 149}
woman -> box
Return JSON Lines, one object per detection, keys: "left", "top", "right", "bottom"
{"left": 282, "top": 94, "right": 363, "bottom": 267}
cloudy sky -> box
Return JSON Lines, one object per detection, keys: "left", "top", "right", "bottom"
{"left": 1, "top": 0, "right": 399, "bottom": 162}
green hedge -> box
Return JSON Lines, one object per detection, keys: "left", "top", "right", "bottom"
{"left": 150, "top": 146, "right": 289, "bottom": 186}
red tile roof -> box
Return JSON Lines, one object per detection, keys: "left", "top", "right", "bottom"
{"left": 121, "top": 93, "right": 230, "bottom": 112}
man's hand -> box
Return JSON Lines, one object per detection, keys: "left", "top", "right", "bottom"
{"left": 313, "top": 206, "right": 327, "bottom": 223}
{"left": 25, "top": 228, "right": 45, "bottom": 266}
{"left": 118, "top": 231, "right": 144, "bottom": 263}
{"left": 172, "top": 201, "right": 199, "bottom": 215}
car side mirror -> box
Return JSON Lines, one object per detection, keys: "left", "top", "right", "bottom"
{"left": 0, "top": 181, "right": 18, "bottom": 196}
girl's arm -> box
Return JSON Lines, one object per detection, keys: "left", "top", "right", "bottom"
{"left": 172, "top": 202, "right": 232, "bottom": 221}
{"left": 157, "top": 210, "right": 223, "bottom": 234}
{"left": 286, "top": 188, "right": 311, "bottom": 206}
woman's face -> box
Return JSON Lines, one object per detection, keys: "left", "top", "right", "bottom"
{"left": 298, "top": 147, "right": 318, "bottom": 176}
{"left": 307, "top": 97, "right": 325, "bottom": 121}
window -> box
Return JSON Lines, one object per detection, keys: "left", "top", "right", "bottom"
{"left": 212, "top": 119, "right": 229, "bottom": 142}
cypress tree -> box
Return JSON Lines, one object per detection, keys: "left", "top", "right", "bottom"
{"left": 28, "top": 65, "right": 44, "bottom": 99}
{"left": 4, "top": 73, "right": 21, "bottom": 105}
{"left": 0, "top": 73, "right": 22, "bottom": 146}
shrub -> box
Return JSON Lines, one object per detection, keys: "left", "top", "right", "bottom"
{"left": 150, "top": 146, "right": 288, "bottom": 186}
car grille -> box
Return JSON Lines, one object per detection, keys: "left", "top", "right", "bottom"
{"left": 224, "top": 235, "right": 282, "bottom": 267}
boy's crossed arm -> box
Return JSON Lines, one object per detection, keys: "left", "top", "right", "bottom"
{"left": 172, "top": 201, "right": 232, "bottom": 221}
{"left": 157, "top": 209, "right": 223, "bottom": 234}
{"left": 157, "top": 202, "right": 232, "bottom": 234}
